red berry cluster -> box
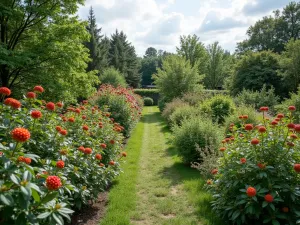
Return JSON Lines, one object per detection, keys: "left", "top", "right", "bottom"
{"left": 46, "top": 176, "right": 62, "bottom": 190}
{"left": 11, "top": 128, "right": 30, "bottom": 142}
{"left": 31, "top": 110, "right": 42, "bottom": 119}
{"left": 0, "top": 87, "right": 11, "bottom": 96}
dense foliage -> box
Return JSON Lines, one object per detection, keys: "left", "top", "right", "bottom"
{"left": 91, "top": 85, "right": 143, "bottom": 137}
{"left": 0, "top": 0, "right": 99, "bottom": 103}
{"left": 133, "top": 89, "right": 159, "bottom": 105}
{"left": 99, "top": 68, "right": 127, "bottom": 88}
{"left": 200, "top": 95, "right": 236, "bottom": 124}
{"left": 153, "top": 55, "right": 203, "bottom": 102}
{"left": 143, "top": 97, "right": 154, "bottom": 106}
{"left": 208, "top": 107, "right": 300, "bottom": 224}
{"left": 0, "top": 86, "right": 129, "bottom": 225}
{"left": 173, "top": 117, "right": 222, "bottom": 164}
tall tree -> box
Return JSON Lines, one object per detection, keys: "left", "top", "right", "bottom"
{"left": 176, "top": 34, "right": 208, "bottom": 74}
{"left": 229, "top": 51, "right": 284, "bottom": 96}
{"left": 153, "top": 55, "right": 203, "bottom": 102}
{"left": 85, "top": 7, "right": 109, "bottom": 73}
{"left": 237, "top": 1, "right": 300, "bottom": 54}
{"left": 279, "top": 39, "right": 300, "bottom": 93}
{"left": 108, "top": 30, "right": 141, "bottom": 87}
{"left": 144, "top": 47, "right": 157, "bottom": 58}
{"left": 204, "top": 42, "right": 229, "bottom": 89}
{"left": 0, "top": 0, "right": 98, "bottom": 102}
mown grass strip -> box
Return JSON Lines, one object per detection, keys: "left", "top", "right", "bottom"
{"left": 99, "top": 108, "right": 147, "bottom": 225}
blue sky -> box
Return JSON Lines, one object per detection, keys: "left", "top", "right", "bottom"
{"left": 78, "top": 0, "right": 292, "bottom": 56}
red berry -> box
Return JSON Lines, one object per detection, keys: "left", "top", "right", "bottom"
{"left": 46, "top": 102, "right": 55, "bottom": 111}
{"left": 294, "top": 164, "right": 300, "bottom": 173}
{"left": 282, "top": 207, "right": 289, "bottom": 213}
{"left": 287, "top": 123, "right": 295, "bottom": 129}
{"left": 251, "top": 138, "right": 260, "bottom": 145}
{"left": 277, "top": 113, "right": 284, "bottom": 118}
{"left": 0, "top": 87, "right": 11, "bottom": 96}
{"left": 56, "top": 126, "right": 62, "bottom": 132}
{"left": 257, "top": 163, "right": 266, "bottom": 169}
{"left": 271, "top": 120, "right": 278, "bottom": 126}
{"left": 31, "top": 110, "right": 42, "bottom": 119}
{"left": 95, "top": 154, "right": 102, "bottom": 160}
{"left": 121, "top": 152, "right": 127, "bottom": 157}
{"left": 240, "top": 158, "right": 247, "bottom": 164}
{"left": 46, "top": 176, "right": 62, "bottom": 190}
{"left": 288, "top": 106, "right": 296, "bottom": 111}
{"left": 56, "top": 160, "right": 65, "bottom": 169}
{"left": 242, "top": 115, "right": 248, "bottom": 119}
{"left": 295, "top": 125, "right": 300, "bottom": 133}
{"left": 99, "top": 163, "right": 105, "bottom": 167}
{"left": 244, "top": 124, "right": 253, "bottom": 131}
{"left": 110, "top": 140, "right": 115, "bottom": 144}
{"left": 258, "top": 126, "right": 266, "bottom": 133}
{"left": 264, "top": 194, "right": 274, "bottom": 203}
{"left": 11, "top": 128, "right": 30, "bottom": 142}
{"left": 109, "top": 161, "right": 115, "bottom": 166}
{"left": 56, "top": 102, "right": 63, "bottom": 108}
{"left": 246, "top": 187, "right": 256, "bottom": 197}
{"left": 84, "top": 148, "right": 92, "bottom": 154}
{"left": 82, "top": 125, "right": 89, "bottom": 131}
{"left": 68, "top": 117, "right": 75, "bottom": 123}
{"left": 211, "top": 169, "right": 218, "bottom": 175}
{"left": 260, "top": 106, "right": 269, "bottom": 112}
{"left": 33, "top": 86, "right": 44, "bottom": 93}
{"left": 82, "top": 115, "right": 87, "bottom": 119}
{"left": 27, "top": 92, "right": 36, "bottom": 99}
{"left": 100, "top": 143, "right": 107, "bottom": 149}
{"left": 59, "top": 130, "right": 67, "bottom": 136}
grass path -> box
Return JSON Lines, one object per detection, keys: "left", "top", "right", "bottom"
{"left": 100, "top": 106, "right": 222, "bottom": 225}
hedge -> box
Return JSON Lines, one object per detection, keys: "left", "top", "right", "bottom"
{"left": 134, "top": 89, "right": 159, "bottom": 105}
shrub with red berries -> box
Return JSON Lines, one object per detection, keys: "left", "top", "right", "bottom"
{"left": 0, "top": 86, "right": 135, "bottom": 225}
{"left": 208, "top": 106, "right": 300, "bottom": 224}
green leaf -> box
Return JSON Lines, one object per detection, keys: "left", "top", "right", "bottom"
{"left": 232, "top": 210, "right": 241, "bottom": 220}
{"left": 262, "top": 201, "right": 268, "bottom": 208}
{"left": 0, "top": 194, "right": 14, "bottom": 206}
{"left": 31, "top": 189, "right": 40, "bottom": 202}
{"left": 58, "top": 207, "right": 74, "bottom": 214}
{"left": 52, "top": 213, "right": 63, "bottom": 225}
{"left": 23, "top": 170, "right": 31, "bottom": 181}
{"left": 270, "top": 203, "right": 275, "bottom": 211}
{"left": 10, "top": 174, "right": 20, "bottom": 185}
{"left": 37, "top": 212, "right": 51, "bottom": 219}
{"left": 263, "top": 218, "right": 272, "bottom": 223}
{"left": 40, "top": 192, "right": 58, "bottom": 204}
{"left": 30, "top": 183, "right": 41, "bottom": 193}
{"left": 272, "top": 220, "right": 280, "bottom": 225}
{"left": 20, "top": 186, "right": 30, "bottom": 198}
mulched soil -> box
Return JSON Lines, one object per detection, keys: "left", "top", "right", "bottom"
{"left": 68, "top": 192, "right": 108, "bottom": 225}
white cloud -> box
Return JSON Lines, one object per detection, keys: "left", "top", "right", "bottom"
{"left": 78, "top": 0, "right": 291, "bottom": 56}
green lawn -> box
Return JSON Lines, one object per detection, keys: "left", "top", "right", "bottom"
{"left": 100, "top": 106, "right": 223, "bottom": 225}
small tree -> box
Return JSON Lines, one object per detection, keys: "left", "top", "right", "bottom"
{"left": 99, "top": 68, "right": 127, "bottom": 87}
{"left": 152, "top": 55, "right": 203, "bottom": 102}
{"left": 229, "top": 51, "right": 284, "bottom": 97}
{"left": 279, "top": 39, "right": 300, "bottom": 93}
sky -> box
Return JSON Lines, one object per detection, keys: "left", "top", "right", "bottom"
{"left": 78, "top": 0, "right": 292, "bottom": 56}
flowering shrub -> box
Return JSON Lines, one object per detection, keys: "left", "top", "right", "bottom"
{"left": 0, "top": 86, "right": 128, "bottom": 224}
{"left": 90, "top": 85, "right": 143, "bottom": 137}
{"left": 208, "top": 106, "right": 300, "bottom": 224}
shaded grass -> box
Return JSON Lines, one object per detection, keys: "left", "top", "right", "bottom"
{"left": 100, "top": 106, "right": 225, "bottom": 225}
{"left": 99, "top": 108, "right": 146, "bottom": 225}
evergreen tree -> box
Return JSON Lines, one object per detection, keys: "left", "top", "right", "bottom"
{"left": 85, "top": 7, "right": 109, "bottom": 73}
{"left": 108, "top": 30, "right": 141, "bottom": 87}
